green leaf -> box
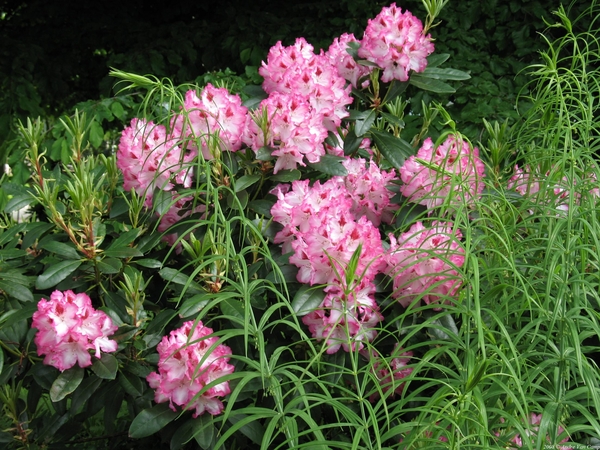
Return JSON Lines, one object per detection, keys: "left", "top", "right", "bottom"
{"left": 409, "top": 74, "right": 456, "bottom": 94}
{"left": 70, "top": 375, "right": 103, "bottom": 415}
{"left": 50, "top": 366, "right": 84, "bottom": 402}
{"left": 129, "top": 403, "right": 178, "bottom": 439}
{"left": 171, "top": 416, "right": 215, "bottom": 450}
{"left": 118, "top": 372, "right": 145, "bottom": 398}
{"left": 106, "top": 227, "right": 141, "bottom": 249}
{"left": 235, "top": 174, "right": 261, "bottom": 193}
{"left": 0, "top": 280, "right": 33, "bottom": 302}
{"left": 89, "top": 120, "right": 104, "bottom": 148}
{"left": 370, "top": 130, "right": 414, "bottom": 170}
{"left": 291, "top": 284, "right": 325, "bottom": 316}
{"left": 422, "top": 67, "right": 471, "bottom": 81}
{"left": 35, "top": 260, "right": 83, "bottom": 290}
{"left": 220, "top": 298, "right": 245, "bottom": 328}
{"left": 255, "top": 146, "right": 275, "bottom": 161}
{"left": 0, "top": 303, "right": 38, "bottom": 329}
{"left": 307, "top": 154, "right": 348, "bottom": 176}
{"left": 153, "top": 189, "right": 173, "bottom": 216}
{"left": 110, "top": 101, "right": 126, "bottom": 121}
{"left": 135, "top": 258, "right": 163, "bottom": 269}
{"left": 96, "top": 257, "right": 123, "bottom": 274}
{"left": 39, "top": 241, "right": 80, "bottom": 259}
{"left": 103, "top": 247, "right": 143, "bottom": 258}
{"left": 354, "top": 109, "right": 377, "bottom": 137}
{"left": 427, "top": 53, "right": 450, "bottom": 68}
{"left": 4, "top": 193, "right": 34, "bottom": 214}
{"left": 270, "top": 169, "right": 301, "bottom": 182}
{"left": 91, "top": 353, "right": 118, "bottom": 380}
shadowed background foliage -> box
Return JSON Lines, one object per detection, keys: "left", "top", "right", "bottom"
{"left": 0, "top": 0, "right": 592, "bottom": 162}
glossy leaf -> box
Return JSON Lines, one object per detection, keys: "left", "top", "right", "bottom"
{"left": 50, "top": 366, "right": 84, "bottom": 402}
{"left": 291, "top": 284, "right": 325, "bottom": 316}
{"left": 35, "top": 260, "right": 83, "bottom": 290}
{"left": 370, "top": 130, "right": 414, "bottom": 170}
{"left": 307, "top": 154, "right": 348, "bottom": 176}
{"left": 91, "top": 353, "right": 118, "bottom": 380}
{"left": 129, "top": 403, "right": 178, "bottom": 439}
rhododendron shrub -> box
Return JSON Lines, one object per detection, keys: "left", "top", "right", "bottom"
{"left": 399, "top": 134, "right": 486, "bottom": 210}
{"left": 146, "top": 320, "right": 235, "bottom": 417}
{"left": 384, "top": 221, "right": 465, "bottom": 309}
{"left": 31, "top": 290, "right": 118, "bottom": 371}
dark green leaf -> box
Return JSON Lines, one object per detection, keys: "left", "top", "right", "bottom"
{"left": 235, "top": 174, "right": 261, "bottom": 192}
{"left": 354, "top": 109, "right": 377, "bottom": 137}
{"left": 4, "top": 193, "right": 34, "bottom": 214}
{"left": 135, "top": 258, "right": 163, "bottom": 269}
{"left": 70, "top": 375, "right": 103, "bottom": 415}
{"left": 255, "top": 146, "right": 275, "bottom": 161}
{"left": 409, "top": 74, "right": 456, "bottom": 94}
{"left": 118, "top": 372, "right": 145, "bottom": 398}
{"left": 110, "top": 101, "right": 126, "bottom": 121}
{"left": 96, "top": 257, "right": 123, "bottom": 274}
{"left": 291, "top": 285, "right": 325, "bottom": 316}
{"left": 0, "top": 280, "right": 33, "bottom": 302}
{"left": 106, "top": 227, "right": 141, "bottom": 249}
{"left": 50, "top": 366, "right": 84, "bottom": 402}
{"left": 271, "top": 169, "right": 301, "bottom": 182}
{"left": 39, "top": 241, "right": 80, "bottom": 259}
{"left": 248, "top": 199, "right": 274, "bottom": 217}
{"left": 129, "top": 403, "right": 178, "bottom": 439}
{"left": 427, "top": 53, "right": 450, "bottom": 68}
{"left": 0, "top": 303, "right": 38, "bottom": 328}
{"left": 220, "top": 298, "right": 245, "bottom": 328}
{"left": 36, "top": 260, "right": 82, "bottom": 290}
{"left": 370, "top": 130, "right": 414, "bottom": 170}
{"left": 422, "top": 67, "right": 471, "bottom": 81}
{"left": 91, "top": 353, "right": 118, "bottom": 380}
{"left": 307, "top": 154, "right": 348, "bottom": 176}
{"left": 103, "top": 247, "right": 143, "bottom": 258}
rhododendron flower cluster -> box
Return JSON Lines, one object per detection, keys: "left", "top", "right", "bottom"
{"left": 147, "top": 320, "right": 235, "bottom": 417}
{"left": 326, "top": 33, "right": 373, "bottom": 89}
{"left": 508, "top": 164, "right": 599, "bottom": 213}
{"left": 363, "top": 344, "right": 413, "bottom": 400}
{"left": 341, "top": 157, "right": 399, "bottom": 226}
{"left": 259, "top": 37, "right": 353, "bottom": 131}
{"left": 358, "top": 3, "right": 434, "bottom": 82}
{"left": 272, "top": 162, "right": 398, "bottom": 352}
{"left": 242, "top": 92, "right": 329, "bottom": 173}
{"left": 399, "top": 135, "right": 485, "bottom": 210}
{"left": 117, "top": 118, "right": 195, "bottom": 207}
{"left": 32, "top": 290, "right": 118, "bottom": 372}
{"left": 303, "top": 283, "right": 382, "bottom": 354}
{"left": 171, "top": 84, "right": 248, "bottom": 160}
{"left": 494, "top": 413, "right": 571, "bottom": 449}
{"left": 383, "top": 221, "right": 465, "bottom": 309}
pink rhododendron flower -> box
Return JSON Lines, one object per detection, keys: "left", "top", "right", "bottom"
{"left": 508, "top": 164, "right": 599, "bottom": 214}
{"left": 243, "top": 92, "right": 329, "bottom": 173}
{"left": 117, "top": 118, "right": 195, "bottom": 207}
{"left": 340, "top": 157, "right": 399, "bottom": 226}
{"left": 147, "top": 320, "right": 235, "bottom": 417}
{"left": 271, "top": 177, "right": 385, "bottom": 286}
{"left": 494, "top": 413, "right": 571, "bottom": 449}
{"left": 326, "top": 33, "right": 372, "bottom": 89}
{"left": 302, "top": 281, "right": 383, "bottom": 354}
{"left": 399, "top": 135, "right": 485, "bottom": 210}
{"left": 31, "top": 290, "right": 118, "bottom": 372}
{"left": 171, "top": 84, "right": 248, "bottom": 160}
{"left": 358, "top": 3, "right": 434, "bottom": 82}
{"left": 259, "top": 37, "right": 352, "bottom": 131}
{"left": 363, "top": 343, "right": 413, "bottom": 401}
{"left": 384, "top": 221, "right": 465, "bottom": 309}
